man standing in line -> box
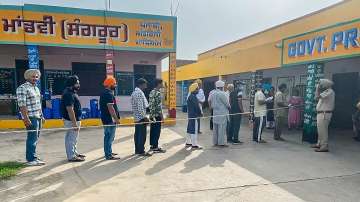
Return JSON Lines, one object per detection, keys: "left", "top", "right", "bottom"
{"left": 100, "top": 76, "right": 121, "bottom": 160}
{"left": 195, "top": 79, "right": 205, "bottom": 134}
{"left": 149, "top": 79, "right": 166, "bottom": 153}
{"left": 229, "top": 82, "right": 244, "bottom": 144}
{"left": 312, "top": 79, "right": 335, "bottom": 152}
{"left": 186, "top": 82, "right": 203, "bottom": 149}
{"left": 210, "top": 80, "right": 230, "bottom": 147}
{"left": 208, "top": 84, "right": 216, "bottom": 131}
{"left": 225, "top": 83, "right": 234, "bottom": 143}
{"left": 61, "top": 75, "right": 85, "bottom": 162}
{"left": 16, "top": 69, "right": 46, "bottom": 166}
{"left": 131, "top": 78, "right": 152, "bottom": 157}
{"left": 274, "top": 84, "right": 288, "bottom": 141}
{"left": 253, "top": 84, "right": 268, "bottom": 143}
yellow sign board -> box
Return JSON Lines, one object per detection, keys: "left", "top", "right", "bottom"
{"left": 282, "top": 18, "right": 360, "bottom": 66}
{"left": 0, "top": 4, "right": 176, "bottom": 52}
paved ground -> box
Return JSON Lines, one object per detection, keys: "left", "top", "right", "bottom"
{"left": 1, "top": 112, "right": 360, "bottom": 202}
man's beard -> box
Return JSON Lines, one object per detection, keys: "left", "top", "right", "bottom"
{"left": 73, "top": 86, "right": 80, "bottom": 91}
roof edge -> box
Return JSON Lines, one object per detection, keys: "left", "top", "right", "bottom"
{"left": 199, "top": 0, "right": 347, "bottom": 57}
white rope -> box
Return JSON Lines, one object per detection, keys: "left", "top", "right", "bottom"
{"left": 0, "top": 105, "right": 303, "bottom": 134}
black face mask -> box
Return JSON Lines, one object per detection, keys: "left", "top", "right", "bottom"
{"left": 110, "top": 86, "right": 116, "bottom": 91}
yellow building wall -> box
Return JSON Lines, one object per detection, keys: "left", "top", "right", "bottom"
{"left": 163, "top": 0, "right": 360, "bottom": 82}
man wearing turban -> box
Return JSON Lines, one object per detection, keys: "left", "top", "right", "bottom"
{"left": 209, "top": 80, "right": 230, "bottom": 147}
{"left": 312, "top": 79, "right": 335, "bottom": 152}
{"left": 186, "top": 82, "right": 202, "bottom": 149}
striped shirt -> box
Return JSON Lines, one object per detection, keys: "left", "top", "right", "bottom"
{"left": 16, "top": 82, "right": 42, "bottom": 118}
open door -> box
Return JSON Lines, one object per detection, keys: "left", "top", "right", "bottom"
{"left": 332, "top": 72, "right": 359, "bottom": 129}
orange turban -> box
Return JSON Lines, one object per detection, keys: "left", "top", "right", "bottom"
{"left": 103, "top": 76, "right": 117, "bottom": 87}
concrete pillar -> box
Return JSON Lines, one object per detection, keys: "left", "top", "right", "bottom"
{"left": 302, "top": 63, "right": 324, "bottom": 143}
{"left": 168, "top": 52, "right": 176, "bottom": 118}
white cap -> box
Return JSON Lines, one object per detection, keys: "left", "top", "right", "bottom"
{"left": 215, "top": 80, "right": 225, "bottom": 88}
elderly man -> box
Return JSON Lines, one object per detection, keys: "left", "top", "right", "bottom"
{"left": 312, "top": 79, "right": 335, "bottom": 152}
{"left": 16, "top": 69, "right": 45, "bottom": 166}
{"left": 210, "top": 80, "right": 230, "bottom": 147}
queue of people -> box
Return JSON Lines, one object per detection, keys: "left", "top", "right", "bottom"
{"left": 16, "top": 69, "right": 168, "bottom": 166}
{"left": 15, "top": 69, "right": 341, "bottom": 166}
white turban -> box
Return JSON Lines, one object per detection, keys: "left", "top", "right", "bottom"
{"left": 319, "top": 79, "right": 334, "bottom": 89}
{"left": 215, "top": 80, "right": 225, "bottom": 88}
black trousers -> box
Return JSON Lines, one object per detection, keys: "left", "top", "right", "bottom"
{"left": 197, "top": 118, "right": 201, "bottom": 132}
{"left": 253, "top": 116, "right": 266, "bottom": 142}
{"left": 134, "top": 119, "right": 147, "bottom": 154}
{"left": 229, "top": 114, "right": 242, "bottom": 142}
{"left": 150, "top": 116, "right": 162, "bottom": 148}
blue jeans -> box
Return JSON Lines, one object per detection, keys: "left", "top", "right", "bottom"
{"left": 64, "top": 120, "right": 81, "bottom": 160}
{"left": 104, "top": 125, "right": 116, "bottom": 159}
{"left": 26, "top": 117, "right": 42, "bottom": 162}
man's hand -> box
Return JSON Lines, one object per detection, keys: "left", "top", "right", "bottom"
{"left": 115, "top": 119, "right": 121, "bottom": 126}
{"left": 72, "top": 122, "right": 79, "bottom": 131}
{"left": 143, "top": 117, "right": 150, "bottom": 123}
{"left": 23, "top": 119, "right": 32, "bottom": 128}
{"left": 41, "top": 117, "right": 46, "bottom": 124}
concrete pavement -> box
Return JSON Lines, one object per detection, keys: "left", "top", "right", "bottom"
{"left": 1, "top": 113, "right": 360, "bottom": 201}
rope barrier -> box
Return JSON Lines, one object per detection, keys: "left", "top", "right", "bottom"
{"left": 0, "top": 105, "right": 304, "bottom": 135}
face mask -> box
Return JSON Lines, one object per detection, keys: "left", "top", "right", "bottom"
{"left": 111, "top": 86, "right": 117, "bottom": 91}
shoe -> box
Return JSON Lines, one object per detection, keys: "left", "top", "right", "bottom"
{"left": 138, "top": 152, "right": 152, "bottom": 157}
{"left": 258, "top": 140, "right": 267, "bottom": 143}
{"left": 106, "top": 156, "right": 121, "bottom": 160}
{"left": 198, "top": 131, "right": 202, "bottom": 134}
{"left": 232, "top": 141, "right": 243, "bottom": 145}
{"left": 26, "top": 160, "right": 45, "bottom": 166}
{"left": 315, "top": 148, "right": 329, "bottom": 152}
{"left": 68, "top": 156, "right": 85, "bottom": 162}
{"left": 77, "top": 154, "right": 86, "bottom": 158}
{"left": 185, "top": 143, "right": 192, "bottom": 147}
{"left": 311, "top": 144, "right": 320, "bottom": 148}
{"left": 151, "top": 148, "right": 167, "bottom": 153}
{"left": 274, "top": 137, "right": 285, "bottom": 141}
{"left": 191, "top": 145, "right": 203, "bottom": 150}
{"left": 36, "top": 159, "right": 46, "bottom": 165}
{"left": 112, "top": 153, "right": 118, "bottom": 156}
{"left": 218, "top": 145, "right": 229, "bottom": 147}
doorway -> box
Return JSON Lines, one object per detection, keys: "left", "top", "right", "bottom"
{"left": 15, "top": 60, "right": 45, "bottom": 92}
{"left": 332, "top": 72, "right": 359, "bottom": 129}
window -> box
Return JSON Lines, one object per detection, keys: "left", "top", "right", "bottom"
{"left": 115, "top": 72, "right": 134, "bottom": 96}
{"left": 45, "top": 70, "right": 72, "bottom": 95}
{"left": 0, "top": 68, "right": 15, "bottom": 95}
{"left": 72, "top": 62, "right": 106, "bottom": 96}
